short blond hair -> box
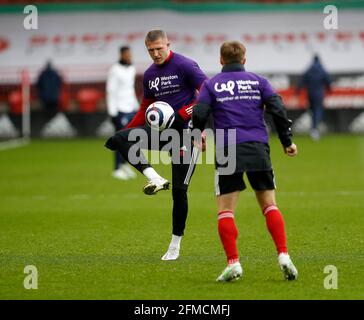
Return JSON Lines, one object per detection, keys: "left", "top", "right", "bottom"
{"left": 220, "top": 41, "right": 246, "bottom": 64}
{"left": 145, "top": 30, "right": 168, "bottom": 44}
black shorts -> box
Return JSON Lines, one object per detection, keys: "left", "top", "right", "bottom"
{"left": 216, "top": 142, "right": 272, "bottom": 173}
{"left": 215, "top": 170, "right": 276, "bottom": 195}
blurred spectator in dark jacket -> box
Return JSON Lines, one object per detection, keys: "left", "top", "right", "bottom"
{"left": 36, "top": 61, "right": 62, "bottom": 119}
{"left": 296, "top": 55, "right": 332, "bottom": 140}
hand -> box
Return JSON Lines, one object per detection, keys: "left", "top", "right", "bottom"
{"left": 194, "top": 130, "right": 206, "bottom": 152}
{"left": 284, "top": 143, "right": 297, "bottom": 157}
{"left": 201, "top": 130, "right": 206, "bottom": 152}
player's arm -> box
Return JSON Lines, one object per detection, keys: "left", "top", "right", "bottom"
{"left": 189, "top": 102, "right": 210, "bottom": 152}
{"left": 126, "top": 75, "right": 155, "bottom": 129}
{"left": 172, "top": 88, "right": 207, "bottom": 130}
{"left": 261, "top": 77, "right": 297, "bottom": 156}
{"left": 126, "top": 97, "right": 154, "bottom": 129}
{"left": 170, "top": 101, "right": 195, "bottom": 131}
{"left": 176, "top": 101, "right": 195, "bottom": 123}
{"left": 190, "top": 82, "right": 212, "bottom": 151}
{"left": 192, "top": 102, "right": 211, "bottom": 131}
{"left": 264, "top": 94, "right": 297, "bottom": 156}
{"left": 192, "top": 80, "right": 212, "bottom": 131}
{"left": 175, "top": 60, "right": 208, "bottom": 124}
{"left": 284, "top": 143, "right": 298, "bottom": 157}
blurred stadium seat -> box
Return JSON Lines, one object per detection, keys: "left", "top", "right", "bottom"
{"left": 76, "top": 88, "right": 102, "bottom": 113}
{"left": 59, "top": 84, "right": 71, "bottom": 112}
{"left": 8, "top": 90, "right": 23, "bottom": 114}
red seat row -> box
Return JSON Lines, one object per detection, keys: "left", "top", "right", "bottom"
{"left": 7, "top": 88, "right": 103, "bottom": 114}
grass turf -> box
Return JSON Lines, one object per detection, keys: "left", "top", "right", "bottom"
{"left": 0, "top": 135, "right": 363, "bottom": 300}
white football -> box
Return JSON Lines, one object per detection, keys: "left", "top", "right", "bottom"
{"left": 145, "top": 101, "right": 175, "bottom": 131}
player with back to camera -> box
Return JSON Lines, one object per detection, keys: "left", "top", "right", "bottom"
{"left": 192, "top": 41, "right": 298, "bottom": 281}
{"left": 105, "top": 30, "right": 207, "bottom": 261}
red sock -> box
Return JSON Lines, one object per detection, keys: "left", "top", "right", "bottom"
{"left": 263, "top": 205, "right": 288, "bottom": 254}
{"left": 218, "top": 210, "right": 239, "bottom": 264}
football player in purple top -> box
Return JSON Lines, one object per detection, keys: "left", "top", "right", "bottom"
{"left": 193, "top": 41, "right": 298, "bottom": 281}
{"left": 105, "top": 30, "right": 207, "bottom": 261}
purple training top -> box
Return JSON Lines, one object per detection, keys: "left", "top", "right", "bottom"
{"left": 143, "top": 51, "right": 207, "bottom": 112}
{"left": 197, "top": 66, "right": 276, "bottom": 146}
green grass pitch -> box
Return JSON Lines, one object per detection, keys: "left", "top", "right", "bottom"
{"left": 0, "top": 135, "right": 363, "bottom": 300}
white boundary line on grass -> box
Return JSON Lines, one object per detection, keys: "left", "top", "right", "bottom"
{"left": 0, "top": 138, "right": 30, "bottom": 151}
{"left": 2, "top": 190, "right": 364, "bottom": 201}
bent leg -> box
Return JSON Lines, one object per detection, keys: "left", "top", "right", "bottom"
{"left": 105, "top": 126, "right": 151, "bottom": 173}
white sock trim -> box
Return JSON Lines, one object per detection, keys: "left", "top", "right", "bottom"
{"left": 142, "top": 167, "right": 162, "bottom": 181}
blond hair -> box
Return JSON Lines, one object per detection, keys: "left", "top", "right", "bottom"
{"left": 145, "top": 30, "right": 168, "bottom": 44}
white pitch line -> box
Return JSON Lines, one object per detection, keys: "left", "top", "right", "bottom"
{"left": 68, "top": 194, "right": 92, "bottom": 200}
{"left": 278, "top": 190, "right": 364, "bottom": 197}
{"left": 1, "top": 190, "right": 364, "bottom": 201}
{"left": 0, "top": 138, "right": 30, "bottom": 151}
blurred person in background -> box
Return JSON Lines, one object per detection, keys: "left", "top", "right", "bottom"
{"left": 106, "top": 46, "right": 139, "bottom": 180}
{"left": 36, "top": 60, "right": 62, "bottom": 120}
{"left": 296, "top": 55, "right": 332, "bottom": 140}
